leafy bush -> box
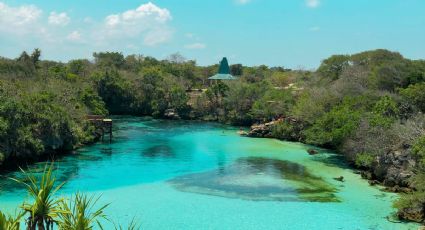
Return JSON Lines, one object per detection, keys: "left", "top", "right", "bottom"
{"left": 355, "top": 152, "right": 375, "bottom": 168}
{"left": 304, "top": 97, "right": 363, "bottom": 147}
{"left": 412, "top": 136, "right": 425, "bottom": 168}
{"left": 400, "top": 82, "right": 425, "bottom": 113}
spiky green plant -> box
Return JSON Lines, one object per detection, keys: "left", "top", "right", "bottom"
{"left": 11, "top": 163, "right": 65, "bottom": 230}
{"left": 0, "top": 211, "right": 23, "bottom": 230}
{"left": 113, "top": 217, "right": 141, "bottom": 230}
{"left": 57, "top": 193, "right": 109, "bottom": 230}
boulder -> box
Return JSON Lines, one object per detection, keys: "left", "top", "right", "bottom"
{"left": 372, "top": 149, "right": 416, "bottom": 188}
{"left": 368, "top": 180, "right": 379, "bottom": 186}
{"left": 307, "top": 149, "right": 319, "bottom": 155}
{"left": 398, "top": 206, "right": 425, "bottom": 223}
{"left": 361, "top": 171, "right": 373, "bottom": 180}
{"left": 333, "top": 176, "right": 344, "bottom": 182}
{"left": 247, "top": 121, "right": 278, "bottom": 138}
{"left": 164, "top": 109, "right": 180, "bottom": 120}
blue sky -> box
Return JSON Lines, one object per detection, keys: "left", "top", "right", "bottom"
{"left": 0, "top": 0, "right": 424, "bottom": 69}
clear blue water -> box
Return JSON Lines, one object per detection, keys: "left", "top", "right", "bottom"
{"left": 0, "top": 117, "right": 419, "bottom": 229}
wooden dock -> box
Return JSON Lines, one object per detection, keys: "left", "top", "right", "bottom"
{"left": 86, "top": 115, "right": 113, "bottom": 142}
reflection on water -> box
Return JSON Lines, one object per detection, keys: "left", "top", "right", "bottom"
{"left": 169, "top": 157, "right": 339, "bottom": 202}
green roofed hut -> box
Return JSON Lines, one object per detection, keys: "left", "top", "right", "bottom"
{"left": 209, "top": 57, "right": 237, "bottom": 80}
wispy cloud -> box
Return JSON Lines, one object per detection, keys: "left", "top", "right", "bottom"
{"left": 306, "top": 0, "right": 320, "bottom": 8}
{"left": 48, "top": 11, "right": 70, "bottom": 26}
{"left": 67, "top": 30, "right": 82, "bottom": 42}
{"left": 0, "top": 2, "right": 42, "bottom": 34}
{"left": 185, "top": 43, "right": 206, "bottom": 50}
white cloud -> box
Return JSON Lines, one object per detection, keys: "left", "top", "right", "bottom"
{"left": 235, "top": 0, "right": 251, "bottom": 5}
{"left": 0, "top": 2, "right": 42, "bottom": 33}
{"left": 306, "top": 0, "right": 320, "bottom": 8}
{"left": 0, "top": 1, "right": 175, "bottom": 60}
{"left": 185, "top": 43, "right": 206, "bottom": 50}
{"left": 48, "top": 11, "right": 70, "bottom": 26}
{"left": 67, "top": 30, "right": 82, "bottom": 42}
{"left": 102, "top": 2, "right": 173, "bottom": 46}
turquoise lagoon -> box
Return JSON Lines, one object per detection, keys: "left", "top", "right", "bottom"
{"left": 0, "top": 117, "right": 419, "bottom": 229}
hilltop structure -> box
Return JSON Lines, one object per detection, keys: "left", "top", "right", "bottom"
{"left": 208, "top": 57, "right": 237, "bottom": 80}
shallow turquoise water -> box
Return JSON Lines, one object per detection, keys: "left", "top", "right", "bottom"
{"left": 0, "top": 117, "right": 419, "bottom": 229}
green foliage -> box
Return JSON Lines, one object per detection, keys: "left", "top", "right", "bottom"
{"left": 369, "top": 96, "right": 399, "bottom": 128}
{"left": 412, "top": 136, "right": 425, "bottom": 168}
{"left": 5, "top": 163, "right": 141, "bottom": 229}
{"left": 354, "top": 152, "right": 375, "bottom": 168}
{"left": 291, "top": 89, "right": 338, "bottom": 124}
{"left": 68, "top": 59, "right": 90, "bottom": 76}
{"left": 223, "top": 81, "right": 266, "bottom": 125}
{"left": 400, "top": 82, "right": 425, "bottom": 113}
{"left": 79, "top": 88, "right": 108, "bottom": 115}
{"left": 11, "top": 163, "right": 65, "bottom": 230}
{"left": 113, "top": 218, "right": 141, "bottom": 230}
{"left": 0, "top": 91, "right": 81, "bottom": 161}
{"left": 230, "top": 64, "right": 243, "bottom": 76}
{"left": 251, "top": 88, "right": 294, "bottom": 120}
{"left": 0, "top": 211, "right": 22, "bottom": 230}
{"left": 317, "top": 55, "right": 350, "bottom": 80}
{"left": 204, "top": 81, "right": 229, "bottom": 117}
{"left": 96, "top": 71, "right": 137, "bottom": 114}
{"left": 58, "top": 193, "right": 109, "bottom": 230}
{"left": 272, "top": 120, "right": 304, "bottom": 141}
{"left": 305, "top": 97, "right": 363, "bottom": 147}
{"left": 394, "top": 173, "right": 425, "bottom": 211}
{"left": 93, "top": 52, "right": 125, "bottom": 69}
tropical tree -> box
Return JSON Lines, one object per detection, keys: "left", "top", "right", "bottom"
{"left": 11, "top": 164, "right": 65, "bottom": 230}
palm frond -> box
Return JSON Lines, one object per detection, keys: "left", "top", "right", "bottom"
{"left": 0, "top": 210, "right": 23, "bottom": 230}
{"left": 9, "top": 162, "right": 65, "bottom": 229}
{"left": 57, "top": 192, "right": 109, "bottom": 230}
{"left": 113, "top": 217, "right": 141, "bottom": 230}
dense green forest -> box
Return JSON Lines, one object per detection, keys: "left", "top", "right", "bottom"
{"left": 1, "top": 49, "right": 425, "bottom": 223}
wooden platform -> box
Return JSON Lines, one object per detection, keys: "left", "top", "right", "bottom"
{"left": 86, "top": 115, "right": 113, "bottom": 142}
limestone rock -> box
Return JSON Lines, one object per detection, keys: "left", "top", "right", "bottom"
{"left": 398, "top": 206, "right": 425, "bottom": 223}
{"left": 164, "top": 109, "right": 180, "bottom": 120}
{"left": 372, "top": 149, "right": 416, "bottom": 188}
{"left": 246, "top": 121, "right": 278, "bottom": 138}
{"left": 307, "top": 149, "right": 319, "bottom": 155}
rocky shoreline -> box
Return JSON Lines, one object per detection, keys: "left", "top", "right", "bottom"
{"left": 245, "top": 120, "right": 424, "bottom": 224}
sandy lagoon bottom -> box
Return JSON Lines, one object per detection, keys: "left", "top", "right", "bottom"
{"left": 0, "top": 117, "right": 419, "bottom": 229}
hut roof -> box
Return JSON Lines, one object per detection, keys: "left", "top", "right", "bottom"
{"left": 209, "top": 57, "right": 237, "bottom": 80}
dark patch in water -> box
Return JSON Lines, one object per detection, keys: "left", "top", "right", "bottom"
{"left": 0, "top": 162, "right": 81, "bottom": 194}
{"left": 311, "top": 154, "right": 351, "bottom": 170}
{"left": 142, "top": 144, "right": 175, "bottom": 158}
{"left": 169, "top": 157, "right": 339, "bottom": 202}
{"left": 100, "top": 147, "right": 113, "bottom": 155}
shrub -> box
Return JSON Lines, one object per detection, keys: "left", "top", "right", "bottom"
{"left": 355, "top": 152, "right": 375, "bottom": 168}
{"left": 304, "top": 97, "right": 364, "bottom": 148}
